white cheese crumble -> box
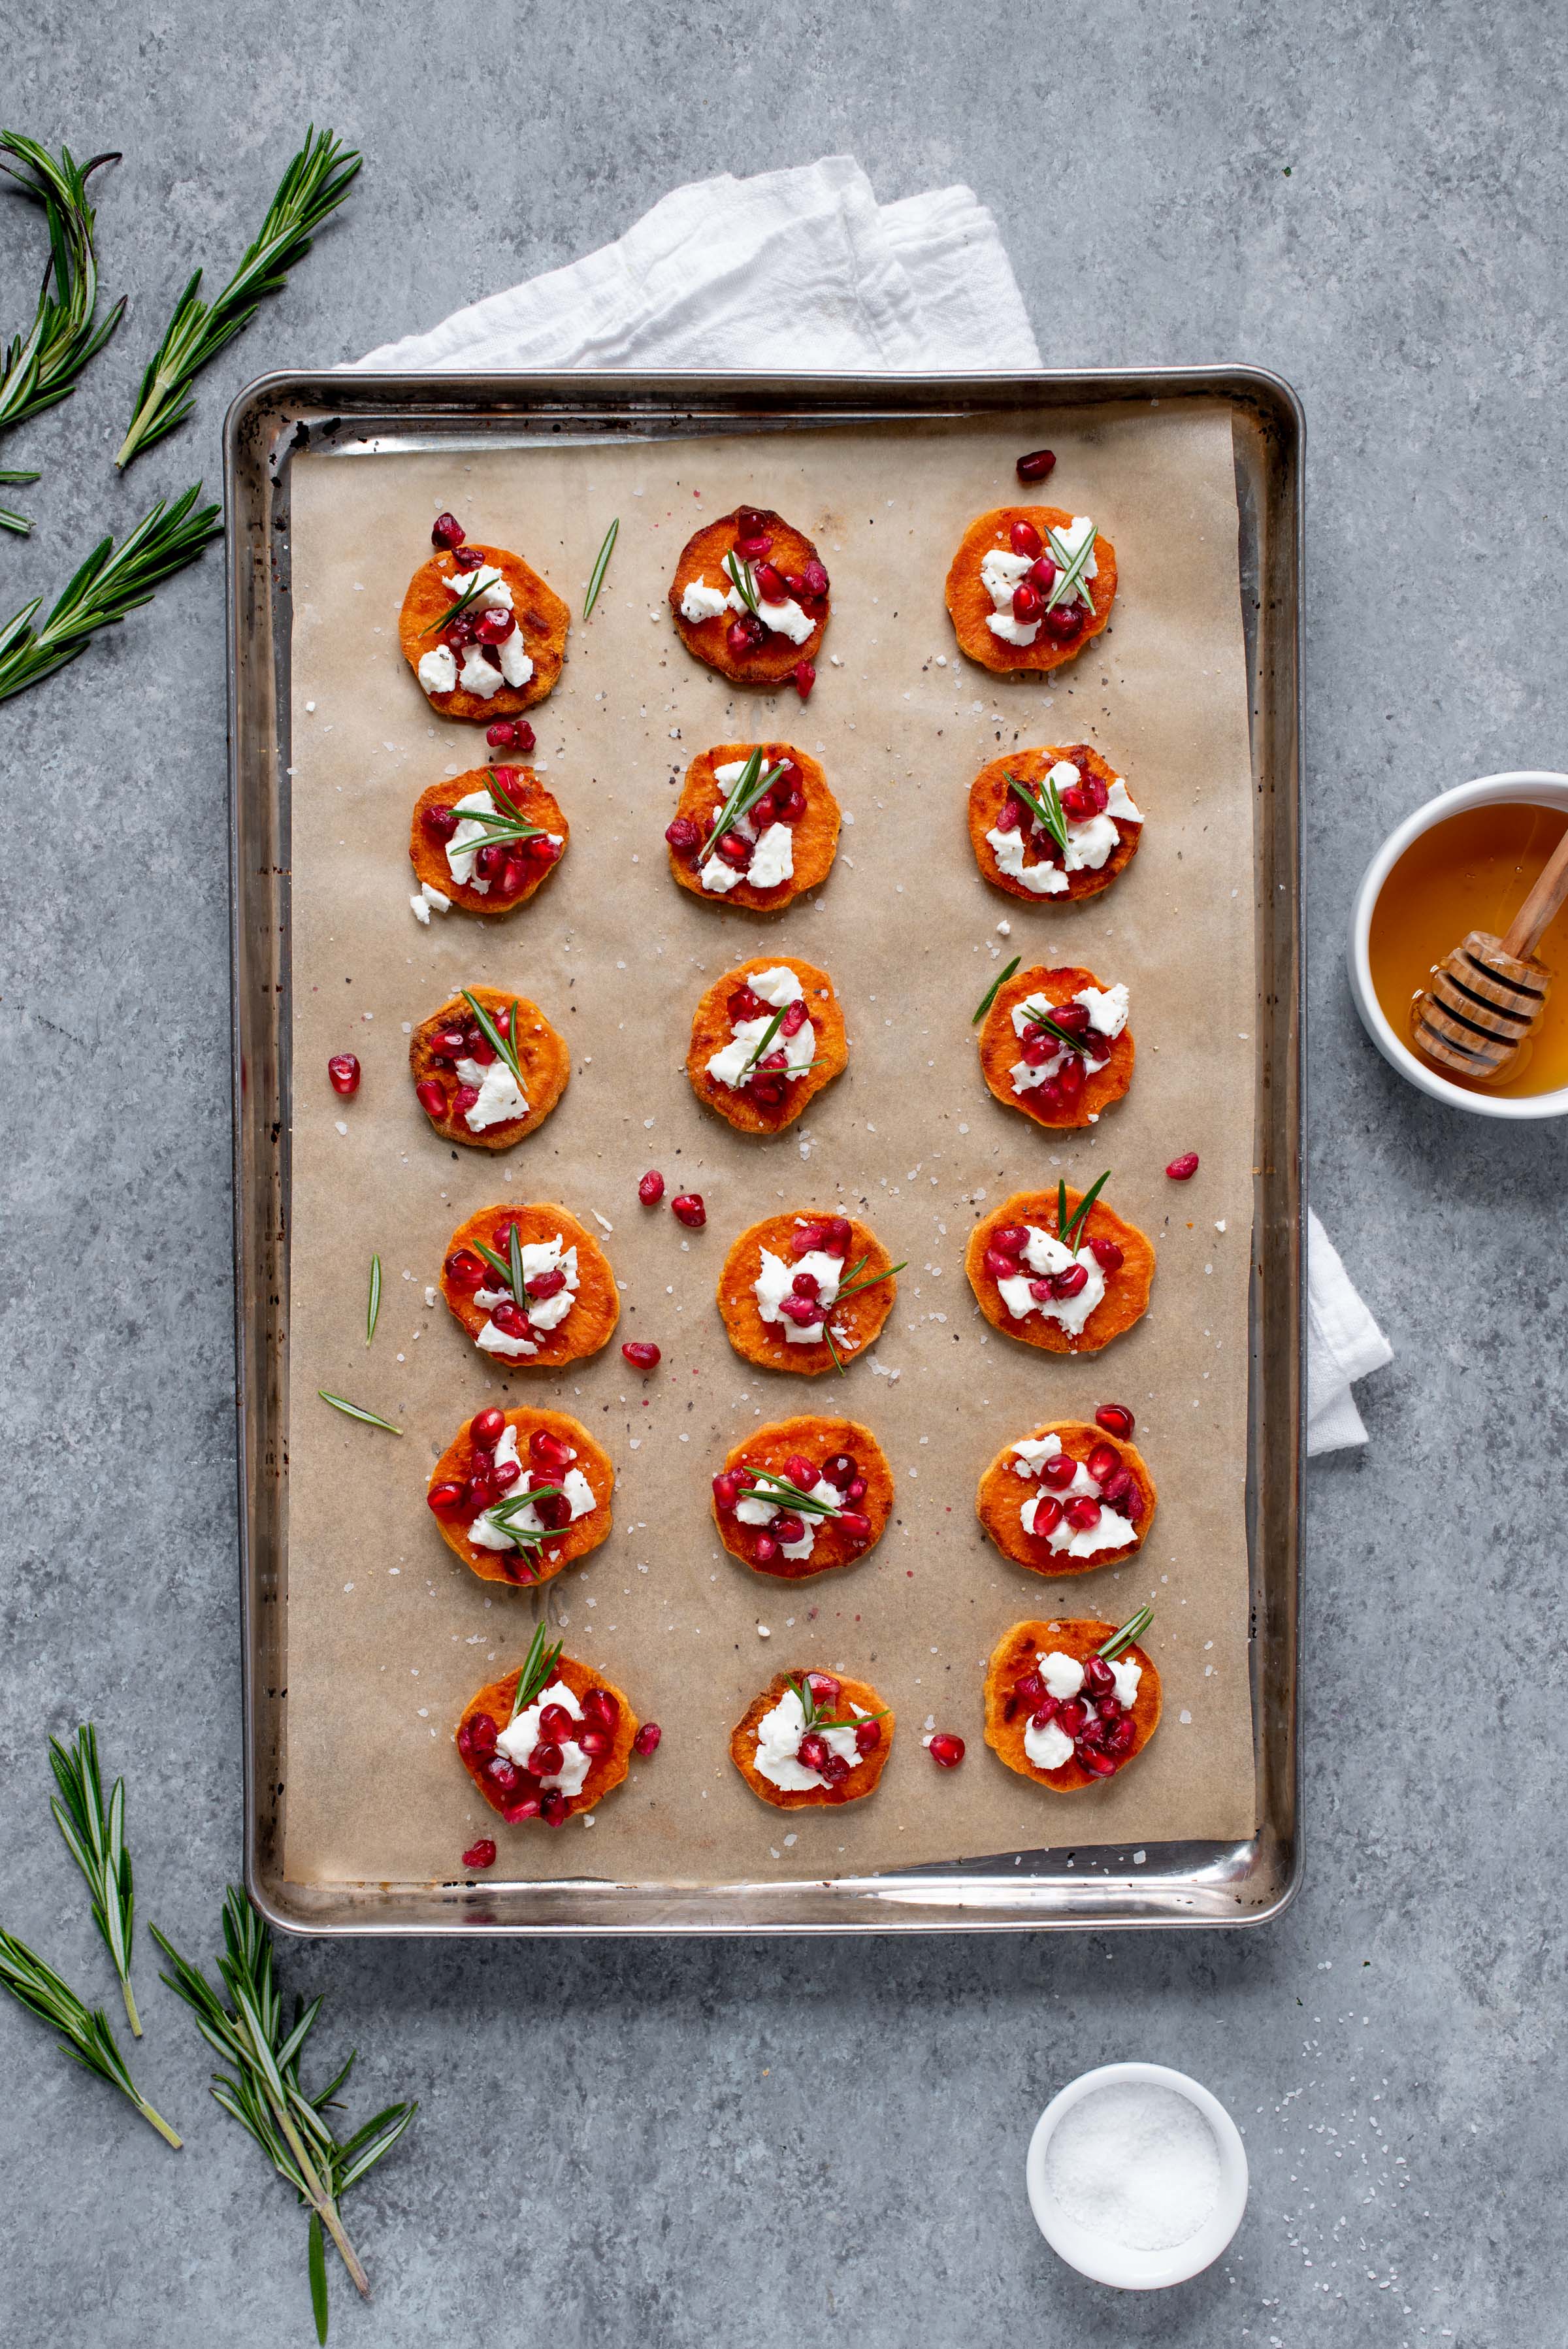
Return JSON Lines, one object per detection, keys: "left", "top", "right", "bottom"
{"left": 495, "top": 1676, "right": 591, "bottom": 1796}
{"left": 454, "top": 1055, "right": 529, "bottom": 1132}
{"left": 417, "top": 644, "right": 457, "bottom": 695}
{"left": 1018, "top": 1454, "right": 1138, "bottom": 1558}
{"left": 1024, "top": 1714, "right": 1075, "bottom": 1771}
{"left": 473, "top": 1235, "right": 580, "bottom": 1358}
{"left": 446, "top": 788, "right": 498, "bottom": 890}
{"left": 679, "top": 577, "right": 730, "bottom": 623}
{"left": 994, "top": 1226, "right": 1107, "bottom": 1336}
{"left": 698, "top": 766, "right": 798, "bottom": 895}
{"left": 1009, "top": 981, "right": 1129, "bottom": 1098}
{"left": 734, "top": 1473, "right": 841, "bottom": 1562}
{"left": 752, "top": 1685, "right": 861, "bottom": 1792}
{"left": 706, "top": 967, "right": 815, "bottom": 1092}
{"left": 754, "top": 1246, "right": 841, "bottom": 1343}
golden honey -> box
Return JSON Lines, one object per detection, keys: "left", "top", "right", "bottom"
{"left": 1368, "top": 802, "right": 1568, "bottom": 1096}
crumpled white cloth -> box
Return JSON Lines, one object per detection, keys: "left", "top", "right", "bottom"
{"left": 354, "top": 154, "right": 1392, "bottom": 1451}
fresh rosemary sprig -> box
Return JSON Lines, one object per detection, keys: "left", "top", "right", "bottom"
{"left": 743, "top": 1469, "right": 840, "bottom": 1520}
{"left": 446, "top": 775, "right": 549, "bottom": 849}
{"left": 1056, "top": 1171, "right": 1111, "bottom": 1253}
{"left": 1098, "top": 1605, "right": 1153, "bottom": 1661}
{"left": 419, "top": 565, "right": 497, "bottom": 637}
{"left": 1021, "top": 999, "right": 1091, "bottom": 1058}
{"left": 0, "top": 136, "right": 125, "bottom": 497}
{"left": 1005, "top": 769, "right": 1071, "bottom": 856}
{"left": 153, "top": 1888, "right": 415, "bottom": 2329}
{"left": 116, "top": 127, "right": 361, "bottom": 468}
{"left": 722, "top": 548, "right": 760, "bottom": 616}
{"left": 365, "top": 1255, "right": 382, "bottom": 1347}
{"left": 832, "top": 1259, "right": 907, "bottom": 1306}
{"left": 508, "top": 1221, "right": 527, "bottom": 1313}
{"left": 0, "top": 467, "right": 39, "bottom": 534}
{"left": 459, "top": 989, "right": 524, "bottom": 1091}
{"left": 582, "top": 517, "right": 619, "bottom": 618}
{"left": 48, "top": 1725, "right": 139, "bottom": 2036}
{"left": 0, "top": 484, "right": 222, "bottom": 704}
{"left": 469, "top": 1237, "right": 519, "bottom": 1296}
{"left": 972, "top": 955, "right": 1021, "bottom": 1025}
{"left": 0, "top": 1926, "right": 180, "bottom": 2146}
{"left": 787, "top": 1675, "right": 887, "bottom": 1737}
{"left": 318, "top": 1390, "right": 402, "bottom": 1437}
{"left": 1042, "top": 521, "right": 1097, "bottom": 614}
{"left": 699, "top": 749, "right": 789, "bottom": 859}
{"left": 482, "top": 1487, "right": 569, "bottom": 1552}
{"left": 742, "top": 1003, "right": 789, "bottom": 1071}
{"left": 508, "top": 1621, "right": 566, "bottom": 1721}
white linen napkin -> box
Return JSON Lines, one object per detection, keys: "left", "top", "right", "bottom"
{"left": 353, "top": 154, "right": 1392, "bottom": 1451}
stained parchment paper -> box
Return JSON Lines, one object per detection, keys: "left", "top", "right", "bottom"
{"left": 283, "top": 402, "right": 1258, "bottom": 1887}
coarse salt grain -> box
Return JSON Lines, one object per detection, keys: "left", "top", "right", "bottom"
{"left": 1043, "top": 2081, "right": 1220, "bottom": 2252}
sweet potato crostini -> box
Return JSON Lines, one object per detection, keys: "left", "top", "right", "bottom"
{"left": 945, "top": 505, "right": 1116, "bottom": 676}
{"left": 441, "top": 1202, "right": 617, "bottom": 1367}
{"left": 977, "top": 963, "right": 1134, "bottom": 1131}
{"left": 717, "top": 1210, "right": 901, "bottom": 1375}
{"left": 664, "top": 742, "right": 839, "bottom": 909}
{"left": 670, "top": 504, "right": 828, "bottom": 689}
{"left": 968, "top": 747, "right": 1142, "bottom": 906}
{"left": 976, "top": 1417, "right": 1155, "bottom": 1575}
{"left": 400, "top": 512, "right": 568, "bottom": 719}
{"left": 965, "top": 1178, "right": 1154, "bottom": 1355}
{"left": 687, "top": 956, "right": 847, "bottom": 1133}
{"left": 711, "top": 1416, "right": 892, "bottom": 1578}
{"left": 409, "top": 985, "right": 569, "bottom": 1150}
{"left": 984, "top": 1611, "right": 1159, "bottom": 1790}
{"left": 730, "top": 1668, "right": 893, "bottom": 1809}
{"left": 428, "top": 1407, "right": 613, "bottom": 1587}
{"left": 409, "top": 766, "right": 567, "bottom": 922}
{"left": 457, "top": 1624, "right": 640, "bottom": 1827}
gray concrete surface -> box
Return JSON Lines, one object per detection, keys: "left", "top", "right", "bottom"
{"left": 1, "top": 4, "right": 1561, "bottom": 2341}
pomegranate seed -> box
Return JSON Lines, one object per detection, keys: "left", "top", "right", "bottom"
{"left": 638, "top": 1170, "right": 665, "bottom": 1205}
{"left": 461, "top": 1473, "right": 496, "bottom": 1513}
{"left": 844, "top": 1477, "right": 867, "bottom": 1503}
{"left": 1011, "top": 581, "right": 1043, "bottom": 625}
{"left": 465, "top": 1715, "right": 498, "bottom": 1757}
{"left": 670, "top": 1194, "right": 706, "bottom": 1228}
{"left": 451, "top": 546, "right": 485, "bottom": 573}
{"left": 1166, "top": 1151, "right": 1200, "bottom": 1180}
{"left": 838, "top": 1510, "right": 872, "bottom": 1541}
{"left": 498, "top": 1794, "right": 538, "bottom": 1822}
{"left": 990, "top": 1224, "right": 1028, "bottom": 1257}
{"left": 1051, "top": 1264, "right": 1090, "bottom": 1298}
{"left": 1015, "top": 448, "right": 1056, "bottom": 482}
{"left": 1009, "top": 519, "right": 1043, "bottom": 558}
{"left": 540, "top": 1792, "right": 568, "bottom": 1827}
{"left": 486, "top": 1754, "right": 520, "bottom": 1793}
{"left": 772, "top": 1512, "right": 806, "bottom": 1545}
{"left": 1080, "top": 1747, "right": 1119, "bottom": 1777}
{"left": 1041, "top": 1453, "right": 1077, "bottom": 1490}
{"left": 444, "top": 1249, "right": 485, "bottom": 1292}
{"left": 461, "top": 1837, "right": 497, "bottom": 1870}
{"left": 427, "top": 1480, "right": 463, "bottom": 1513}
{"left": 728, "top": 985, "right": 766, "bottom": 1023}
{"left": 327, "top": 1053, "right": 360, "bottom": 1096}
{"left": 983, "top": 1245, "right": 1021, "bottom": 1281}
{"left": 466, "top": 1407, "right": 504, "bottom": 1450}
{"left": 452, "top": 1083, "right": 480, "bottom": 1117}
{"left": 1032, "top": 1495, "right": 1064, "bottom": 1535}
{"left": 1028, "top": 1280, "right": 1053, "bottom": 1304}
{"left": 529, "top": 1429, "right": 572, "bottom": 1473}
{"left": 1056, "top": 1056, "right": 1085, "bottom": 1104}
{"left": 927, "top": 1732, "right": 965, "bottom": 1769}
{"left": 537, "top": 1489, "right": 574, "bottom": 1530}
{"left": 1019, "top": 1035, "right": 1051, "bottom": 1070}
{"left": 712, "top": 1469, "right": 744, "bottom": 1511}
{"left": 485, "top": 720, "right": 515, "bottom": 748}
{"left": 1063, "top": 1493, "right": 1101, "bottom": 1530}
{"left": 474, "top": 842, "right": 505, "bottom": 882}
{"left": 1083, "top": 771, "right": 1109, "bottom": 814}
{"left": 778, "top": 1295, "right": 823, "bottom": 1326}
{"left": 474, "top": 606, "right": 515, "bottom": 644}
{"left": 757, "top": 1049, "right": 789, "bottom": 1076}
{"left": 736, "top": 506, "right": 766, "bottom": 536}
{"left": 797, "top": 558, "right": 828, "bottom": 599}
{"left": 1094, "top": 1402, "right": 1135, "bottom": 1440}
{"left": 1056, "top": 1700, "right": 1088, "bottom": 1736}
{"left": 995, "top": 796, "right": 1024, "bottom": 834}
{"left": 1026, "top": 554, "right": 1059, "bottom": 594}
{"left": 1038, "top": 1082, "right": 1067, "bottom": 1116}
{"left": 821, "top": 1453, "right": 858, "bottom": 1488}
{"left": 575, "top": 1724, "right": 610, "bottom": 1756}
{"left": 583, "top": 1687, "right": 619, "bottom": 1729}
{"left": 498, "top": 856, "right": 527, "bottom": 896}
{"left": 754, "top": 1534, "right": 779, "bottom": 1564}
{"left": 797, "top": 1731, "right": 830, "bottom": 1774}
{"left": 791, "top": 1272, "right": 821, "bottom": 1302}
{"left": 780, "top": 999, "right": 809, "bottom": 1038}
{"left": 1107, "top": 1716, "right": 1137, "bottom": 1755}
{"left": 422, "top": 803, "right": 459, "bottom": 842}
{"left": 727, "top": 617, "right": 759, "bottom": 657}
{"left": 432, "top": 512, "right": 465, "bottom": 548}
{"left": 747, "top": 1076, "right": 787, "bottom": 1109}
{"left": 753, "top": 561, "right": 786, "bottom": 602}
{"left": 819, "top": 1751, "right": 851, "bottom": 1787}
{"left": 823, "top": 1216, "right": 852, "bottom": 1254}
{"left": 415, "top": 1079, "right": 447, "bottom": 1118}
{"left": 717, "top": 830, "right": 751, "bottom": 867}
{"left": 854, "top": 1720, "right": 881, "bottom": 1754}
{"left": 790, "top": 1221, "right": 827, "bottom": 1258}
{"left": 782, "top": 1453, "right": 817, "bottom": 1489}
{"left": 1044, "top": 604, "right": 1082, "bottom": 640}
{"left": 490, "top": 1301, "right": 531, "bottom": 1339}
{"left": 1086, "top": 1441, "right": 1121, "bottom": 1485}
{"left": 515, "top": 721, "right": 538, "bottom": 753}
{"left": 794, "top": 659, "right": 815, "bottom": 699}
{"left": 779, "top": 786, "right": 808, "bottom": 824}
{"left": 632, "top": 1721, "right": 662, "bottom": 1757}
{"left": 622, "top": 1341, "right": 661, "bottom": 1371}
{"left": 524, "top": 833, "right": 559, "bottom": 864}
{"left": 538, "top": 1702, "right": 574, "bottom": 1741}
{"left": 1100, "top": 1466, "right": 1134, "bottom": 1508}
{"left": 529, "top": 1740, "right": 564, "bottom": 1777}
{"left": 1059, "top": 785, "right": 1093, "bottom": 824}
{"left": 526, "top": 1268, "right": 566, "bottom": 1302}
{"left": 1015, "top": 1671, "right": 1046, "bottom": 1705}
{"left": 1089, "top": 1237, "right": 1124, "bottom": 1273}
{"left": 492, "top": 1459, "right": 521, "bottom": 1492}
{"left": 1083, "top": 1656, "right": 1115, "bottom": 1699}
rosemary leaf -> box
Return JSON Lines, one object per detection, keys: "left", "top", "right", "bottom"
{"left": 47, "top": 1725, "right": 140, "bottom": 2035}
{"left": 1061, "top": 1171, "right": 1111, "bottom": 1251}
{"left": 743, "top": 1469, "right": 840, "bottom": 1520}
{"left": 1005, "top": 770, "right": 1070, "bottom": 856}
{"left": 698, "top": 747, "right": 791, "bottom": 860}
{"left": 1098, "top": 1604, "right": 1153, "bottom": 1661}
{"left": 365, "top": 1255, "right": 381, "bottom": 1347}
{"left": 419, "top": 566, "right": 497, "bottom": 637}
{"left": 0, "top": 484, "right": 222, "bottom": 704}
{"left": 508, "top": 1221, "right": 527, "bottom": 1314}
{"left": 0, "top": 1926, "right": 180, "bottom": 2145}
{"left": 831, "top": 1260, "right": 907, "bottom": 1306}
{"left": 308, "top": 2212, "right": 329, "bottom": 2345}
{"left": 972, "top": 955, "right": 1022, "bottom": 1025}
{"left": 742, "top": 1004, "right": 788, "bottom": 1073}
{"left": 470, "top": 1238, "right": 515, "bottom": 1294}
{"left": 1043, "top": 521, "right": 1097, "bottom": 614}
{"left": 0, "top": 467, "right": 39, "bottom": 535}
{"left": 582, "top": 517, "right": 619, "bottom": 618}
{"left": 460, "top": 989, "right": 523, "bottom": 1090}
{"left": 117, "top": 128, "right": 361, "bottom": 468}
{"left": 0, "top": 137, "right": 124, "bottom": 448}
{"left": 722, "top": 548, "right": 760, "bottom": 616}
{"left": 508, "top": 1621, "right": 565, "bottom": 1720}
{"left": 317, "top": 1390, "right": 402, "bottom": 1437}
{"left": 1020, "top": 1000, "right": 1090, "bottom": 1058}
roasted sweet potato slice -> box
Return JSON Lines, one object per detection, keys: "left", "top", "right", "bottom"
{"left": 409, "top": 985, "right": 570, "bottom": 1151}
{"left": 975, "top": 1420, "right": 1156, "bottom": 1575}
{"left": 669, "top": 506, "right": 828, "bottom": 683}
{"left": 429, "top": 1407, "right": 613, "bottom": 1588}
{"left": 730, "top": 1669, "right": 894, "bottom": 1809}
{"left": 964, "top": 1186, "right": 1154, "bottom": 1355}
{"left": 717, "top": 1211, "right": 896, "bottom": 1375}
{"left": 666, "top": 742, "right": 839, "bottom": 910}
{"left": 409, "top": 767, "right": 568, "bottom": 919}
{"left": 440, "top": 1201, "right": 618, "bottom": 1368}
{"left": 399, "top": 541, "right": 568, "bottom": 719}
{"left": 712, "top": 1416, "right": 892, "bottom": 1579}
{"left": 945, "top": 505, "right": 1116, "bottom": 676}
{"left": 978, "top": 964, "right": 1134, "bottom": 1132}
{"left": 687, "top": 955, "right": 847, "bottom": 1134}
{"left": 967, "top": 746, "right": 1141, "bottom": 906}
{"left": 459, "top": 1652, "right": 637, "bottom": 1824}
{"left": 984, "top": 1618, "right": 1161, "bottom": 1793}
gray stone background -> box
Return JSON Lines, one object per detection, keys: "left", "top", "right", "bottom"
{"left": 1, "top": 4, "right": 1560, "bottom": 2342}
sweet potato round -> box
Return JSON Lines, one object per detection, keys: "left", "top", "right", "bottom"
{"left": 409, "top": 768, "right": 569, "bottom": 919}
{"left": 399, "top": 541, "right": 568, "bottom": 719}
{"left": 729, "top": 1669, "right": 894, "bottom": 1810}
{"left": 945, "top": 506, "right": 1117, "bottom": 676}
{"left": 713, "top": 1416, "right": 893, "bottom": 1580}
{"left": 975, "top": 1420, "right": 1157, "bottom": 1576}
{"left": 984, "top": 1618, "right": 1161, "bottom": 1792}
{"left": 459, "top": 1651, "right": 637, "bottom": 1824}
{"left": 666, "top": 742, "right": 840, "bottom": 911}
{"left": 429, "top": 1407, "right": 614, "bottom": 1587}
{"left": 410, "top": 985, "right": 570, "bottom": 1151}
{"left": 669, "top": 507, "right": 828, "bottom": 683}
{"left": 967, "top": 746, "right": 1141, "bottom": 906}
{"left": 717, "top": 1211, "right": 896, "bottom": 1376}
{"left": 687, "top": 955, "right": 847, "bottom": 1134}
{"left": 977, "top": 964, "right": 1134, "bottom": 1133}
{"left": 964, "top": 1186, "right": 1155, "bottom": 1355}
{"left": 440, "top": 1201, "right": 618, "bottom": 1368}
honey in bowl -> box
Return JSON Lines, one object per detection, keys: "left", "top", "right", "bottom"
{"left": 1368, "top": 802, "right": 1568, "bottom": 1097}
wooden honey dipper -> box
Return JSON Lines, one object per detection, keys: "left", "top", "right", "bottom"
{"left": 1413, "top": 825, "right": 1568, "bottom": 1079}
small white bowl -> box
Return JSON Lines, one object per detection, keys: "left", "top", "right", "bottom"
{"left": 1025, "top": 2060, "right": 1249, "bottom": 2290}
{"left": 1347, "top": 769, "right": 1568, "bottom": 1119}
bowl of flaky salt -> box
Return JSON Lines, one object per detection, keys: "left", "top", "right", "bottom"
{"left": 1024, "top": 2060, "right": 1249, "bottom": 2290}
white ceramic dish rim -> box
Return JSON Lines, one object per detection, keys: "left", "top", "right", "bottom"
{"left": 1024, "top": 2059, "right": 1249, "bottom": 2290}
{"left": 1347, "top": 770, "right": 1568, "bottom": 1121}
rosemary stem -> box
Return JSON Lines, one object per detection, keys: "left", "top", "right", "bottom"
{"left": 137, "top": 2097, "right": 183, "bottom": 2149}
{"left": 263, "top": 2075, "right": 370, "bottom": 2297}
{"left": 122, "top": 1975, "right": 142, "bottom": 2039}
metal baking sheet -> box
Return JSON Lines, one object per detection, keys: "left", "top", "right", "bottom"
{"left": 225, "top": 367, "right": 1303, "bottom": 1934}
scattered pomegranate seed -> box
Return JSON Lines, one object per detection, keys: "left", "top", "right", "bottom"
{"left": 632, "top": 1722, "right": 662, "bottom": 1756}
{"left": 927, "top": 1732, "right": 966, "bottom": 1769}
{"left": 1041, "top": 1453, "right": 1077, "bottom": 1490}
{"left": 461, "top": 1837, "right": 497, "bottom": 1870}
{"left": 1166, "top": 1151, "right": 1200, "bottom": 1180}
{"left": 1015, "top": 448, "right": 1056, "bottom": 482}
{"left": 1009, "top": 519, "right": 1043, "bottom": 558}
{"left": 327, "top": 1053, "right": 361, "bottom": 1096}
{"left": 638, "top": 1170, "right": 665, "bottom": 1205}
{"left": 432, "top": 511, "right": 465, "bottom": 549}
{"left": 1089, "top": 1237, "right": 1124, "bottom": 1273}
{"left": 670, "top": 1193, "right": 706, "bottom": 1228}
{"left": 622, "top": 1341, "right": 661, "bottom": 1371}
{"left": 421, "top": 803, "right": 459, "bottom": 842}
{"left": 427, "top": 1481, "right": 463, "bottom": 1513}
{"left": 794, "top": 659, "right": 815, "bottom": 700}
